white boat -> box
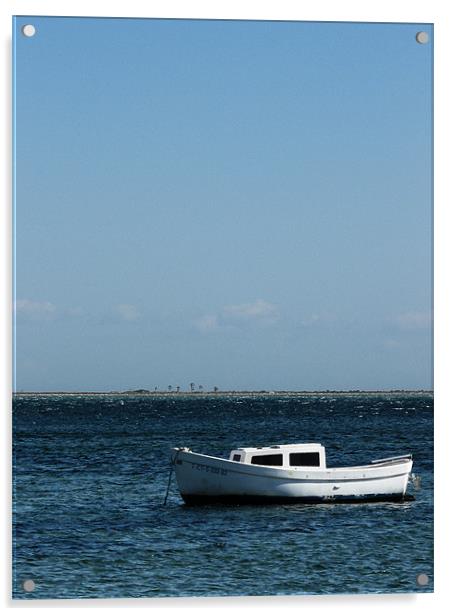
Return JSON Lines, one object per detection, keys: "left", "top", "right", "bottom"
{"left": 171, "top": 443, "right": 413, "bottom": 505}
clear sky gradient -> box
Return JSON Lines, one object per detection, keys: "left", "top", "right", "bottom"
{"left": 13, "top": 17, "right": 433, "bottom": 391}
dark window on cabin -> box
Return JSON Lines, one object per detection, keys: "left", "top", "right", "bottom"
{"left": 289, "top": 452, "right": 320, "bottom": 467}
{"left": 233, "top": 454, "right": 241, "bottom": 462}
{"left": 251, "top": 454, "right": 283, "bottom": 466}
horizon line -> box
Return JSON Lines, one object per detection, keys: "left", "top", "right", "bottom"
{"left": 13, "top": 388, "right": 433, "bottom": 395}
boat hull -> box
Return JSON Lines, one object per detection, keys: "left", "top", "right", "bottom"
{"left": 181, "top": 493, "right": 414, "bottom": 505}
{"left": 172, "top": 449, "right": 413, "bottom": 505}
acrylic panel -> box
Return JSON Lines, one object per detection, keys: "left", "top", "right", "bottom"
{"left": 12, "top": 16, "right": 433, "bottom": 599}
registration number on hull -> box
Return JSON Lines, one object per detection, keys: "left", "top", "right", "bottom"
{"left": 191, "top": 462, "right": 228, "bottom": 476}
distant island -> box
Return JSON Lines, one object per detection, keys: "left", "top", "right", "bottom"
{"left": 13, "top": 389, "right": 433, "bottom": 396}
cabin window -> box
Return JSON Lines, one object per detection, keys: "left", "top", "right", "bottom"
{"left": 251, "top": 454, "right": 283, "bottom": 466}
{"left": 289, "top": 452, "right": 320, "bottom": 467}
{"left": 233, "top": 454, "right": 241, "bottom": 462}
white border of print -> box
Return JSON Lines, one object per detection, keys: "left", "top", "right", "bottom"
{"left": 1, "top": 0, "right": 450, "bottom": 614}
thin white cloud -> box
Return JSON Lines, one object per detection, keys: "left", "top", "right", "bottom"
{"left": 383, "top": 338, "right": 402, "bottom": 349}
{"left": 222, "top": 299, "right": 279, "bottom": 322}
{"left": 14, "top": 299, "right": 57, "bottom": 320}
{"left": 195, "top": 299, "right": 279, "bottom": 334}
{"left": 115, "top": 304, "right": 140, "bottom": 322}
{"left": 394, "top": 311, "right": 432, "bottom": 330}
{"left": 64, "top": 307, "right": 85, "bottom": 318}
{"left": 300, "top": 313, "right": 321, "bottom": 327}
{"left": 194, "top": 314, "right": 219, "bottom": 333}
{"left": 299, "top": 311, "right": 336, "bottom": 327}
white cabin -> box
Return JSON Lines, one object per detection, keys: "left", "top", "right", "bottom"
{"left": 228, "top": 443, "right": 326, "bottom": 469}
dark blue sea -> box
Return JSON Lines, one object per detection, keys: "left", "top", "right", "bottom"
{"left": 12, "top": 392, "right": 433, "bottom": 599}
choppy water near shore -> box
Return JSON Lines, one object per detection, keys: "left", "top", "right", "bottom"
{"left": 13, "top": 392, "right": 433, "bottom": 599}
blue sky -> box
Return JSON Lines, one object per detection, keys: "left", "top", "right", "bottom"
{"left": 13, "top": 17, "right": 432, "bottom": 391}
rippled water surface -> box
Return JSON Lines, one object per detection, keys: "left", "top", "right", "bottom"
{"left": 13, "top": 392, "right": 433, "bottom": 598}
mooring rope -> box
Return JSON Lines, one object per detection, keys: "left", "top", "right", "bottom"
{"left": 163, "top": 449, "right": 181, "bottom": 505}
